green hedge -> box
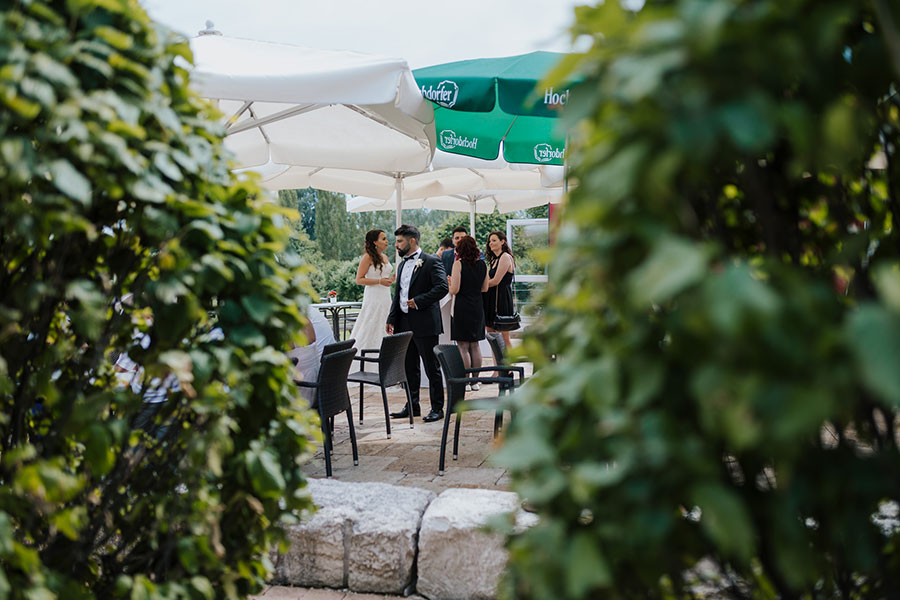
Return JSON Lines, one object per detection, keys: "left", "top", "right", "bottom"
{"left": 0, "top": 1, "right": 317, "bottom": 598}
{"left": 499, "top": 1, "right": 900, "bottom": 598}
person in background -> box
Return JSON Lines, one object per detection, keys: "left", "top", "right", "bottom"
{"left": 439, "top": 227, "right": 470, "bottom": 344}
{"left": 289, "top": 305, "right": 336, "bottom": 406}
{"left": 441, "top": 226, "right": 469, "bottom": 277}
{"left": 348, "top": 229, "right": 395, "bottom": 353}
{"left": 436, "top": 237, "right": 452, "bottom": 258}
{"left": 448, "top": 235, "right": 489, "bottom": 391}
{"left": 483, "top": 230, "right": 516, "bottom": 349}
{"left": 386, "top": 224, "right": 448, "bottom": 422}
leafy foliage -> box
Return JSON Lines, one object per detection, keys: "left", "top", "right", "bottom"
{"left": 499, "top": 0, "right": 900, "bottom": 598}
{"left": 0, "top": 1, "right": 317, "bottom": 598}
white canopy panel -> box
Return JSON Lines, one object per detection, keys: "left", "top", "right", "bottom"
{"left": 190, "top": 34, "right": 435, "bottom": 173}
{"left": 248, "top": 149, "right": 564, "bottom": 199}
{"left": 347, "top": 189, "right": 564, "bottom": 215}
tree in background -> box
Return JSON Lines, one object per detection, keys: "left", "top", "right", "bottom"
{"left": 313, "top": 191, "right": 360, "bottom": 260}
{"left": 499, "top": 0, "right": 900, "bottom": 598}
{"left": 0, "top": 1, "right": 316, "bottom": 598}
{"left": 278, "top": 188, "right": 317, "bottom": 239}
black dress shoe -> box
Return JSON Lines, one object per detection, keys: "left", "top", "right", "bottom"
{"left": 422, "top": 410, "right": 444, "bottom": 423}
{"left": 390, "top": 404, "right": 421, "bottom": 419}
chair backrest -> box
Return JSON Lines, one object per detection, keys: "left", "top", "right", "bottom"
{"left": 433, "top": 344, "right": 468, "bottom": 408}
{"left": 316, "top": 347, "right": 357, "bottom": 420}
{"left": 322, "top": 338, "right": 354, "bottom": 359}
{"left": 378, "top": 332, "right": 413, "bottom": 387}
{"left": 486, "top": 332, "right": 506, "bottom": 367}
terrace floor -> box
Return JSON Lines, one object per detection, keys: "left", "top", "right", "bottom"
{"left": 300, "top": 351, "right": 531, "bottom": 494}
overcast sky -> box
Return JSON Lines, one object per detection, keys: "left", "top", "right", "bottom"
{"left": 140, "top": 0, "right": 584, "bottom": 69}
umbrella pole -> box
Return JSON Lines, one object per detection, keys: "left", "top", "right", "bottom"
{"left": 395, "top": 175, "right": 403, "bottom": 262}
{"left": 395, "top": 175, "right": 403, "bottom": 231}
{"left": 469, "top": 197, "right": 476, "bottom": 238}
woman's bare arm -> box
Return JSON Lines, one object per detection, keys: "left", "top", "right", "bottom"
{"left": 355, "top": 254, "right": 375, "bottom": 285}
{"left": 449, "top": 260, "right": 463, "bottom": 295}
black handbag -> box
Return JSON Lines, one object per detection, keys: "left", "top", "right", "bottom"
{"left": 491, "top": 265, "right": 521, "bottom": 331}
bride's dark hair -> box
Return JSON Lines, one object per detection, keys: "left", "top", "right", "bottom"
{"left": 364, "top": 229, "right": 385, "bottom": 273}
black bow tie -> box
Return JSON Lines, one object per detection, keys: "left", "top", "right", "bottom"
{"left": 404, "top": 254, "right": 417, "bottom": 261}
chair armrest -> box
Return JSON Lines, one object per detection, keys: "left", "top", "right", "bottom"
{"left": 294, "top": 380, "right": 318, "bottom": 388}
{"left": 359, "top": 348, "right": 381, "bottom": 355}
{"left": 464, "top": 365, "right": 524, "bottom": 377}
{"left": 448, "top": 376, "right": 514, "bottom": 387}
{"left": 352, "top": 356, "right": 379, "bottom": 364}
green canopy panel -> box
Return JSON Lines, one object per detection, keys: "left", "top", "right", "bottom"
{"left": 433, "top": 105, "right": 566, "bottom": 165}
{"left": 415, "top": 51, "right": 579, "bottom": 116}
{"left": 415, "top": 51, "right": 577, "bottom": 166}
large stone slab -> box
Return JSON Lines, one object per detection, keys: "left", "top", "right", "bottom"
{"left": 416, "top": 488, "right": 538, "bottom": 600}
{"left": 274, "top": 478, "right": 435, "bottom": 594}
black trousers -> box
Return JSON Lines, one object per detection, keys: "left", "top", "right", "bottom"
{"left": 395, "top": 312, "right": 444, "bottom": 412}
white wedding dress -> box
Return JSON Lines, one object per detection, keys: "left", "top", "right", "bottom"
{"left": 350, "top": 258, "right": 394, "bottom": 352}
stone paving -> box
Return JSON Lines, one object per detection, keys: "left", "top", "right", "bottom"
{"left": 300, "top": 355, "right": 530, "bottom": 494}
{"left": 253, "top": 586, "right": 420, "bottom": 599}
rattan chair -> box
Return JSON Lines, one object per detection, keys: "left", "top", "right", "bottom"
{"left": 433, "top": 344, "right": 517, "bottom": 476}
{"left": 346, "top": 332, "right": 414, "bottom": 438}
{"left": 299, "top": 347, "right": 358, "bottom": 478}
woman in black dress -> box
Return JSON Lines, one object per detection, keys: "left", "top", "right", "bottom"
{"left": 483, "top": 230, "right": 516, "bottom": 349}
{"left": 449, "top": 235, "right": 489, "bottom": 390}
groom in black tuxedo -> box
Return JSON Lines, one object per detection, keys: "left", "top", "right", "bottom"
{"left": 386, "top": 224, "right": 449, "bottom": 422}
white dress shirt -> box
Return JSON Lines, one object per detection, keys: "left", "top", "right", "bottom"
{"left": 398, "top": 248, "right": 422, "bottom": 314}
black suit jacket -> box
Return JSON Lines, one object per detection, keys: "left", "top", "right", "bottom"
{"left": 387, "top": 251, "right": 449, "bottom": 337}
{"left": 441, "top": 248, "right": 455, "bottom": 277}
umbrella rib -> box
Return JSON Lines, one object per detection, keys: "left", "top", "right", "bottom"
{"left": 225, "top": 101, "right": 253, "bottom": 130}
{"left": 499, "top": 115, "right": 518, "bottom": 143}
{"left": 227, "top": 103, "right": 325, "bottom": 136}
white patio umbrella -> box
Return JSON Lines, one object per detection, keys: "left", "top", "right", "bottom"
{"left": 252, "top": 148, "right": 564, "bottom": 232}
{"left": 188, "top": 29, "right": 436, "bottom": 228}
{"left": 347, "top": 188, "right": 564, "bottom": 231}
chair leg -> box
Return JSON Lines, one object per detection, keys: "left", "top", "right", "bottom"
{"left": 453, "top": 410, "right": 462, "bottom": 460}
{"left": 439, "top": 404, "right": 452, "bottom": 476}
{"left": 380, "top": 386, "right": 392, "bottom": 439}
{"left": 346, "top": 406, "right": 359, "bottom": 466}
{"left": 403, "top": 382, "right": 414, "bottom": 429}
{"left": 329, "top": 416, "right": 335, "bottom": 454}
{"left": 322, "top": 420, "right": 333, "bottom": 478}
{"left": 359, "top": 382, "right": 364, "bottom": 423}
{"left": 494, "top": 410, "right": 503, "bottom": 437}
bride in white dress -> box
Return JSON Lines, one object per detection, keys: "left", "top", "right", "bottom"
{"left": 349, "top": 229, "right": 395, "bottom": 351}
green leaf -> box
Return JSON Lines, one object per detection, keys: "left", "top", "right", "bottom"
{"left": 230, "top": 325, "right": 266, "bottom": 349}
{"left": 871, "top": 263, "right": 900, "bottom": 312}
{"left": 692, "top": 483, "right": 755, "bottom": 563}
{"left": 153, "top": 152, "right": 183, "bottom": 182}
{"left": 50, "top": 506, "right": 86, "bottom": 540}
{"left": 245, "top": 444, "right": 286, "bottom": 498}
{"left": 241, "top": 294, "right": 276, "bottom": 324}
{"left": 189, "top": 576, "right": 214, "bottom": 600}
{"left": 565, "top": 532, "right": 612, "bottom": 596}
{"left": 49, "top": 159, "right": 91, "bottom": 206}
{"left": 84, "top": 424, "right": 114, "bottom": 475}
{"left": 627, "top": 236, "right": 709, "bottom": 305}
{"left": 846, "top": 304, "right": 900, "bottom": 406}
{"left": 0, "top": 512, "right": 14, "bottom": 555}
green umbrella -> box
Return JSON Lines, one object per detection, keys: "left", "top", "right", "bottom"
{"left": 413, "top": 51, "right": 579, "bottom": 166}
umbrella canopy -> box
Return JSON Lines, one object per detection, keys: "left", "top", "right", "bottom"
{"left": 249, "top": 149, "right": 563, "bottom": 198}
{"left": 189, "top": 33, "right": 436, "bottom": 174}
{"left": 413, "top": 52, "right": 579, "bottom": 166}
{"left": 348, "top": 189, "right": 563, "bottom": 214}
